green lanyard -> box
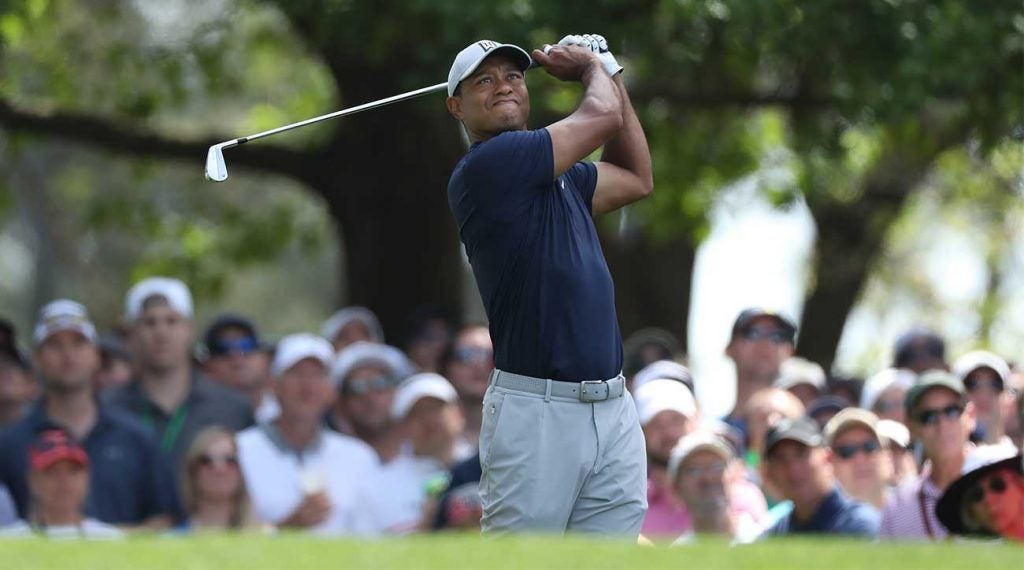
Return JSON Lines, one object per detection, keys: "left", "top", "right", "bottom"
{"left": 142, "top": 404, "right": 189, "bottom": 454}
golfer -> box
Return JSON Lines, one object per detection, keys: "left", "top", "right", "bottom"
{"left": 445, "top": 35, "right": 653, "bottom": 536}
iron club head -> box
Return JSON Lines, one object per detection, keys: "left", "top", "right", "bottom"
{"left": 205, "top": 143, "right": 229, "bottom": 182}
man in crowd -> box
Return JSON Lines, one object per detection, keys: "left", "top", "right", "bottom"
{"left": 400, "top": 306, "right": 453, "bottom": 374}
{"left": 0, "top": 429, "right": 123, "bottom": 539}
{"left": 321, "top": 306, "right": 385, "bottom": 352}
{"left": 94, "top": 333, "right": 133, "bottom": 394}
{"left": 880, "top": 370, "right": 975, "bottom": 539}
{"left": 668, "top": 431, "right": 762, "bottom": 544}
{"left": 892, "top": 328, "right": 948, "bottom": 373}
{"left": 366, "top": 373, "right": 469, "bottom": 533}
{"left": 631, "top": 359, "right": 695, "bottom": 395}
{"left": 740, "top": 387, "right": 804, "bottom": 477}
{"left": 760, "top": 418, "right": 879, "bottom": 537}
{"left": 0, "top": 342, "right": 36, "bottom": 427}
{"left": 0, "top": 300, "right": 179, "bottom": 528}
{"left": 329, "top": 341, "right": 412, "bottom": 463}
{"left": 106, "top": 277, "right": 253, "bottom": 472}
{"left": 635, "top": 378, "right": 699, "bottom": 537}
{"left": 236, "top": 333, "right": 379, "bottom": 535}
{"left": 201, "top": 313, "right": 277, "bottom": 423}
{"left": 859, "top": 368, "right": 915, "bottom": 426}
{"left": 876, "top": 419, "right": 917, "bottom": 487}
{"left": 824, "top": 408, "right": 890, "bottom": 509}
{"left": 722, "top": 309, "right": 797, "bottom": 443}
{"left": 443, "top": 324, "right": 493, "bottom": 446}
{"left": 773, "top": 357, "right": 826, "bottom": 408}
{"left": 953, "top": 350, "right": 1011, "bottom": 445}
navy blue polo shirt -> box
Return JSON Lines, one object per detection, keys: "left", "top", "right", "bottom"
{"left": 766, "top": 485, "right": 880, "bottom": 537}
{"left": 0, "top": 400, "right": 183, "bottom": 524}
{"left": 448, "top": 128, "right": 623, "bottom": 381}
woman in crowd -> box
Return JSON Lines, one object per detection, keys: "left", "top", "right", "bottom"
{"left": 937, "top": 445, "right": 1024, "bottom": 542}
{"left": 180, "top": 427, "right": 257, "bottom": 532}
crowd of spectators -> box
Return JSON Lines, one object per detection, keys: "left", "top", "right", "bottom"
{"left": 0, "top": 278, "right": 1021, "bottom": 543}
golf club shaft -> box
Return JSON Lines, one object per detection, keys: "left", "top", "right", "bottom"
{"left": 232, "top": 82, "right": 448, "bottom": 146}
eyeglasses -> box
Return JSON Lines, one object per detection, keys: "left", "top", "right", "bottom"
{"left": 198, "top": 454, "right": 239, "bottom": 468}
{"left": 965, "top": 474, "right": 1008, "bottom": 504}
{"left": 344, "top": 375, "right": 393, "bottom": 396}
{"left": 210, "top": 337, "right": 259, "bottom": 356}
{"left": 739, "top": 327, "right": 792, "bottom": 345}
{"left": 964, "top": 375, "right": 1002, "bottom": 393}
{"left": 915, "top": 404, "right": 963, "bottom": 426}
{"left": 680, "top": 463, "right": 728, "bottom": 479}
{"left": 832, "top": 440, "right": 881, "bottom": 460}
{"left": 454, "top": 346, "right": 492, "bottom": 365}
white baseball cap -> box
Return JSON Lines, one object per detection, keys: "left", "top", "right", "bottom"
{"left": 447, "top": 40, "right": 532, "bottom": 97}
{"left": 391, "top": 372, "right": 458, "bottom": 421}
{"left": 321, "top": 307, "right": 384, "bottom": 347}
{"left": 34, "top": 299, "right": 98, "bottom": 346}
{"left": 271, "top": 333, "right": 334, "bottom": 378}
{"left": 125, "top": 277, "right": 193, "bottom": 321}
{"left": 634, "top": 378, "right": 698, "bottom": 426}
{"left": 953, "top": 350, "right": 1010, "bottom": 389}
{"left": 667, "top": 431, "right": 734, "bottom": 483}
{"left": 859, "top": 367, "right": 916, "bottom": 411}
{"left": 632, "top": 360, "right": 694, "bottom": 394}
{"left": 876, "top": 419, "right": 911, "bottom": 449}
{"left": 773, "top": 357, "right": 826, "bottom": 392}
{"left": 331, "top": 341, "right": 414, "bottom": 388}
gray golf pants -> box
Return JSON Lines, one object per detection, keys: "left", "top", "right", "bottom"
{"left": 478, "top": 369, "right": 648, "bottom": 537}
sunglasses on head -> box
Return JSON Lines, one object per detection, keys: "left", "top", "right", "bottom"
{"left": 197, "top": 454, "right": 238, "bottom": 468}
{"left": 915, "top": 403, "right": 963, "bottom": 426}
{"left": 454, "top": 346, "right": 492, "bottom": 365}
{"left": 965, "top": 474, "right": 1008, "bottom": 504}
{"left": 210, "top": 336, "right": 259, "bottom": 356}
{"left": 739, "top": 327, "right": 792, "bottom": 345}
{"left": 344, "top": 375, "right": 393, "bottom": 396}
{"left": 833, "top": 440, "right": 880, "bottom": 460}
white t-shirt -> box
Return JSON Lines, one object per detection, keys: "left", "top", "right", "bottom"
{"left": 0, "top": 519, "right": 124, "bottom": 540}
{"left": 236, "top": 423, "right": 379, "bottom": 536}
{"left": 364, "top": 453, "right": 449, "bottom": 534}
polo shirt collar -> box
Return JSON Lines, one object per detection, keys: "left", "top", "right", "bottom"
{"left": 793, "top": 485, "right": 845, "bottom": 532}
{"left": 259, "top": 420, "right": 324, "bottom": 460}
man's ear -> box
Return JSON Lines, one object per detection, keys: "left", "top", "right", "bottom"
{"left": 446, "top": 96, "right": 464, "bottom": 120}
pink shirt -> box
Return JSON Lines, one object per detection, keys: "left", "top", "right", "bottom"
{"left": 641, "top": 477, "right": 769, "bottom": 537}
{"left": 880, "top": 472, "right": 947, "bottom": 540}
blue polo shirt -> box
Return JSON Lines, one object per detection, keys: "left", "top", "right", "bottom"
{"left": 448, "top": 128, "right": 622, "bottom": 381}
{"left": 0, "top": 400, "right": 183, "bottom": 525}
{"left": 765, "top": 485, "right": 880, "bottom": 537}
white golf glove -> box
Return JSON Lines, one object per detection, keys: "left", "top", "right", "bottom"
{"left": 557, "top": 33, "right": 623, "bottom": 76}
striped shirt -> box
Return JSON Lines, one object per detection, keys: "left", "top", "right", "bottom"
{"left": 880, "top": 468, "right": 947, "bottom": 540}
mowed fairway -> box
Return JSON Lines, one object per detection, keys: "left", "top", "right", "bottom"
{"left": 2, "top": 534, "right": 1020, "bottom": 570}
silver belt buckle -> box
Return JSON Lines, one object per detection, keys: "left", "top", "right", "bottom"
{"left": 580, "top": 380, "right": 610, "bottom": 402}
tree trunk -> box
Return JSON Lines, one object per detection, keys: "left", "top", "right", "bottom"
{"left": 600, "top": 226, "right": 696, "bottom": 352}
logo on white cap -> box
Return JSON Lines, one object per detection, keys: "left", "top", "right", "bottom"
{"left": 34, "top": 299, "right": 98, "bottom": 346}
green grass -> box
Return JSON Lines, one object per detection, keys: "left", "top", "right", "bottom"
{"left": 1, "top": 533, "right": 1020, "bottom": 569}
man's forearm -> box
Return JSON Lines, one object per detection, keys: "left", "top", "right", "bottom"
{"left": 600, "top": 76, "right": 653, "bottom": 190}
{"left": 577, "top": 61, "right": 624, "bottom": 128}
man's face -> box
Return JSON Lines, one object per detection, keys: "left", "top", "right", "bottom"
{"left": 130, "top": 301, "right": 194, "bottom": 373}
{"left": 203, "top": 327, "right": 269, "bottom": 393}
{"left": 332, "top": 321, "right": 373, "bottom": 352}
{"left": 274, "top": 358, "right": 334, "bottom": 421}
{"left": 643, "top": 410, "right": 694, "bottom": 466}
{"left": 726, "top": 317, "right": 794, "bottom": 385}
{"left": 765, "top": 441, "right": 831, "bottom": 506}
{"left": 674, "top": 449, "right": 730, "bottom": 515}
{"left": 405, "top": 397, "right": 464, "bottom": 459}
{"left": 29, "top": 460, "right": 89, "bottom": 514}
{"left": 34, "top": 330, "right": 100, "bottom": 393}
{"left": 446, "top": 54, "right": 529, "bottom": 140}
{"left": 910, "top": 387, "right": 974, "bottom": 463}
{"left": 872, "top": 386, "right": 908, "bottom": 424}
{"left": 339, "top": 365, "right": 396, "bottom": 437}
{"left": 0, "top": 359, "right": 36, "bottom": 407}
{"left": 829, "top": 426, "right": 887, "bottom": 499}
{"left": 787, "top": 383, "right": 820, "bottom": 408}
{"left": 964, "top": 368, "right": 1003, "bottom": 417}
{"left": 445, "top": 327, "right": 493, "bottom": 402}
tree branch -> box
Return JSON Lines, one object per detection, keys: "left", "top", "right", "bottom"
{"left": 630, "top": 84, "right": 832, "bottom": 110}
{"left": 0, "top": 99, "right": 320, "bottom": 188}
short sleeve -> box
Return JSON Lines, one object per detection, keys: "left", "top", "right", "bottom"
{"left": 564, "top": 161, "right": 598, "bottom": 210}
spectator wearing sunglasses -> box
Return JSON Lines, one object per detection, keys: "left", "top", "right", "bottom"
{"left": 443, "top": 325, "right": 494, "bottom": 446}
{"left": 953, "top": 351, "right": 1012, "bottom": 446}
{"left": 824, "top": 409, "right": 890, "bottom": 510}
{"left": 179, "top": 426, "right": 256, "bottom": 531}
{"left": 328, "top": 341, "right": 414, "bottom": 463}
{"left": 880, "top": 370, "right": 976, "bottom": 540}
{"left": 937, "top": 444, "right": 1024, "bottom": 542}
{"left": 722, "top": 309, "right": 797, "bottom": 446}
{"left": 201, "top": 314, "right": 277, "bottom": 423}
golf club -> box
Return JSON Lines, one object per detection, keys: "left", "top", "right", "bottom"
{"left": 205, "top": 81, "right": 447, "bottom": 182}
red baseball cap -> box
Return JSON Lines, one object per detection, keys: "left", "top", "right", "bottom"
{"left": 29, "top": 429, "right": 89, "bottom": 471}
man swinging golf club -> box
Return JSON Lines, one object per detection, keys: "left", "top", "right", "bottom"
{"left": 445, "top": 34, "right": 653, "bottom": 536}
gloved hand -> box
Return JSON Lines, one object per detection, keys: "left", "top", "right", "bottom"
{"left": 557, "top": 33, "right": 623, "bottom": 76}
